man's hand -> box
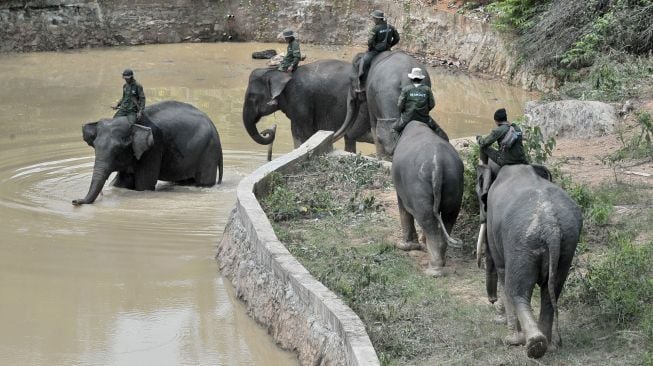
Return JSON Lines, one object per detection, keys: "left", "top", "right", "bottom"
{"left": 476, "top": 135, "right": 482, "bottom": 143}
{"left": 136, "top": 111, "right": 143, "bottom": 120}
{"left": 287, "top": 66, "right": 294, "bottom": 72}
{"left": 111, "top": 105, "right": 119, "bottom": 110}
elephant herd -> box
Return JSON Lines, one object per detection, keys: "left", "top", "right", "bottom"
{"left": 72, "top": 50, "right": 583, "bottom": 360}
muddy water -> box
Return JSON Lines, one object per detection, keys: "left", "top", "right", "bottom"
{"left": 0, "top": 43, "right": 535, "bottom": 365}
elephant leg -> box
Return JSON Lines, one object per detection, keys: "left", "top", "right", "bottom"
{"left": 113, "top": 172, "right": 135, "bottom": 189}
{"left": 539, "top": 286, "right": 556, "bottom": 349}
{"left": 420, "top": 216, "right": 447, "bottom": 277}
{"left": 396, "top": 195, "right": 420, "bottom": 251}
{"left": 506, "top": 266, "right": 548, "bottom": 359}
{"left": 499, "top": 271, "right": 524, "bottom": 346}
{"left": 344, "top": 137, "right": 356, "bottom": 153}
{"left": 134, "top": 153, "right": 161, "bottom": 191}
{"left": 194, "top": 148, "right": 218, "bottom": 187}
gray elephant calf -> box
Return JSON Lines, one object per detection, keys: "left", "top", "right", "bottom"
{"left": 478, "top": 164, "right": 582, "bottom": 359}
{"left": 392, "top": 121, "right": 463, "bottom": 277}
{"left": 73, "top": 101, "right": 223, "bottom": 205}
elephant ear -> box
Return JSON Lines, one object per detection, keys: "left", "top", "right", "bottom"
{"left": 267, "top": 70, "right": 292, "bottom": 100}
{"left": 531, "top": 164, "right": 553, "bottom": 182}
{"left": 82, "top": 122, "right": 98, "bottom": 147}
{"left": 131, "top": 124, "right": 154, "bottom": 160}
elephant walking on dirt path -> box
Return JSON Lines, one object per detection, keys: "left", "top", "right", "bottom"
{"left": 477, "top": 164, "right": 582, "bottom": 359}
{"left": 392, "top": 121, "right": 463, "bottom": 277}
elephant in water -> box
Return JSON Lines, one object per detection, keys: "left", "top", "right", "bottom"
{"left": 243, "top": 60, "right": 371, "bottom": 152}
{"left": 392, "top": 121, "right": 464, "bottom": 277}
{"left": 476, "top": 163, "right": 582, "bottom": 359}
{"left": 73, "top": 101, "right": 223, "bottom": 205}
{"left": 334, "top": 51, "right": 431, "bottom": 160}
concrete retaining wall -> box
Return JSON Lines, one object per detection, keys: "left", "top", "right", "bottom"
{"left": 216, "top": 130, "right": 379, "bottom": 366}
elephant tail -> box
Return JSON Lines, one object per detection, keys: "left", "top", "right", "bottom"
{"left": 218, "top": 147, "right": 223, "bottom": 184}
{"left": 546, "top": 226, "right": 562, "bottom": 345}
{"left": 432, "top": 156, "right": 462, "bottom": 248}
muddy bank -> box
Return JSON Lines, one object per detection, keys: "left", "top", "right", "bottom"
{"left": 0, "top": 0, "right": 546, "bottom": 90}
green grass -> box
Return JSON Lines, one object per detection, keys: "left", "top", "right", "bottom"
{"left": 262, "top": 154, "right": 653, "bottom": 365}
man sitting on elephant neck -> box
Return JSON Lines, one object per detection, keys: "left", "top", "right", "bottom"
{"left": 476, "top": 108, "right": 529, "bottom": 167}
{"left": 356, "top": 10, "right": 400, "bottom": 92}
{"left": 394, "top": 67, "right": 449, "bottom": 141}
{"left": 111, "top": 69, "right": 145, "bottom": 123}
{"left": 278, "top": 29, "right": 301, "bottom": 73}
{"left": 267, "top": 29, "right": 301, "bottom": 107}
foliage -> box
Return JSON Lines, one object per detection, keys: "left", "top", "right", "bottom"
{"left": 516, "top": 121, "right": 556, "bottom": 164}
{"left": 461, "top": 143, "right": 481, "bottom": 212}
{"left": 560, "top": 12, "right": 614, "bottom": 68}
{"left": 586, "top": 234, "right": 653, "bottom": 324}
{"left": 488, "top": 0, "right": 551, "bottom": 33}
{"left": 606, "top": 110, "right": 653, "bottom": 163}
{"left": 261, "top": 155, "right": 388, "bottom": 222}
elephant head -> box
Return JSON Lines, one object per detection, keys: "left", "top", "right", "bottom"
{"left": 242, "top": 67, "right": 292, "bottom": 145}
{"left": 72, "top": 117, "right": 154, "bottom": 205}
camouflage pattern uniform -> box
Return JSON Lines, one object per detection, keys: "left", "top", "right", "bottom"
{"left": 278, "top": 39, "right": 301, "bottom": 72}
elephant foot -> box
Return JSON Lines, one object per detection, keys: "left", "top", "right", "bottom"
{"left": 424, "top": 266, "right": 445, "bottom": 277}
{"left": 504, "top": 332, "right": 525, "bottom": 346}
{"left": 396, "top": 241, "right": 422, "bottom": 251}
{"left": 526, "top": 333, "right": 548, "bottom": 359}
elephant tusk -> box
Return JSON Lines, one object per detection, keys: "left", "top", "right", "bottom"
{"left": 476, "top": 223, "right": 486, "bottom": 268}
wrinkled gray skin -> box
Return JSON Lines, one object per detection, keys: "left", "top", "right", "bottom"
{"left": 73, "top": 101, "right": 223, "bottom": 205}
{"left": 477, "top": 164, "right": 582, "bottom": 359}
{"left": 334, "top": 51, "right": 431, "bottom": 160}
{"left": 392, "top": 121, "right": 464, "bottom": 277}
{"left": 243, "top": 60, "right": 371, "bottom": 152}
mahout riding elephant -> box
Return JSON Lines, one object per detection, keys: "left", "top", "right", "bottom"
{"left": 243, "top": 59, "right": 371, "bottom": 152}
{"left": 392, "top": 121, "right": 463, "bottom": 277}
{"left": 73, "top": 100, "right": 223, "bottom": 205}
{"left": 334, "top": 51, "right": 431, "bottom": 160}
{"left": 476, "top": 163, "right": 582, "bottom": 359}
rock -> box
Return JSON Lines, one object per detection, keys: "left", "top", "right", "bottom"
{"left": 524, "top": 100, "right": 618, "bottom": 139}
{"left": 252, "top": 49, "right": 277, "bottom": 59}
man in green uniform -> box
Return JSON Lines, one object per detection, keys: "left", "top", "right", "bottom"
{"left": 278, "top": 29, "right": 301, "bottom": 73}
{"left": 112, "top": 69, "right": 145, "bottom": 122}
{"left": 356, "top": 10, "right": 400, "bottom": 91}
{"left": 476, "top": 108, "right": 529, "bottom": 166}
{"left": 394, "top": 67, "right": 448, "bottom": 140}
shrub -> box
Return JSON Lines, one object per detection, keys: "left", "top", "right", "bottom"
{"left": 585, "top": 235, "right": 653, "bottom": 324}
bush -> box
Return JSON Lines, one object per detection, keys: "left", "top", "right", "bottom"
{"left": 585, "top": 235, "right": 653, "bottom": 324}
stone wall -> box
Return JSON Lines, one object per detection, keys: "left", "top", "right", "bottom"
{"left": 216, "top": 131, "right": 379, "bottom": 366}
{"left": 0, "top": 0, "right": 550, "bottom": 90}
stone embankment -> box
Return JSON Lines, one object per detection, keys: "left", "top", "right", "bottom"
{"left": 0, "top": 0, "right": 547, "bottom": 90}
{"left": 216, "top": 131, "right": 379, "bottom": 366}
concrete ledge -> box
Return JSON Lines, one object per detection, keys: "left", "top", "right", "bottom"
{"left": 217, "top": 131, "right": 379, "bottom": 366}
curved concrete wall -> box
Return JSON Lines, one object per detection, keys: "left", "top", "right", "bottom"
{"left": 216, "top": 131, "right": 379, "bottom": 366}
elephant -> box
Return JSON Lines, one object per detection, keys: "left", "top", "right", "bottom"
{"left": 475, "top": 163, "right": 582, "bottom": 359}
{"left": 243, "top": 59, "right": 371, "bottom": 152}
{"left": 73, "top": 100, "right": 223, "bottom": 205}
{"left": 334, "top": 51, "right": 431, "bottom": 160}
{"left": 392, "top": 121, "right": 464, "bottom": 277}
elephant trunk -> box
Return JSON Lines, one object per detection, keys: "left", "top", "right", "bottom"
{"left": 243, "top": 101, "right": 275, "bottom": 145}
{"left": 72, "top": 161, "right": 111, "bottom": 205}
{"left": 333, "top": 90, "right": 360, "bottom": 142}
